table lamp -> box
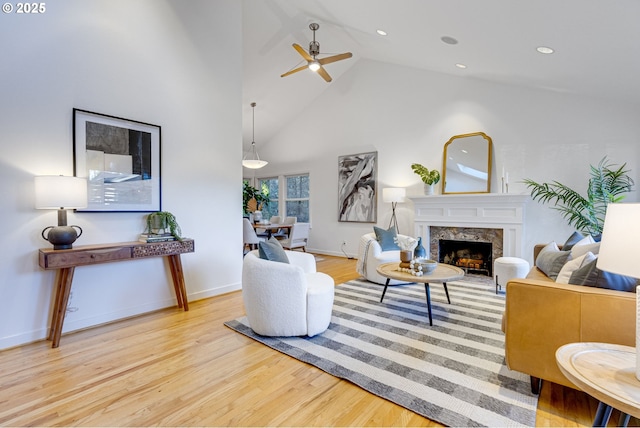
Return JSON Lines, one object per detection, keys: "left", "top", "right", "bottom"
{"left": 596, "top": 202, "right": 640, "bottom": 381}
{"left": 35, "top": 175, "right": 88, "bottom": 250}
{"left": 383, "top": 187, "right": 406, "bottom": 233}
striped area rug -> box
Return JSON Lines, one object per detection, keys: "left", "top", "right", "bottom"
{"left": 224, "top": 278, "right": 537, "bottom": 427}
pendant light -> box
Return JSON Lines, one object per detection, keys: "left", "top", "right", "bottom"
{"left": 242, "top": 102, "right": 268, "bottom": 169}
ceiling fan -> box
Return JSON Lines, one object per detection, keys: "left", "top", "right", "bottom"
{"left": 281, "top": 23, "right": 353, "bottom": 83}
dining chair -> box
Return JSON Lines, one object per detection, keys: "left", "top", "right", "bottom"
{"left": 269, "top": 216, "right": 282, "bottom": 224}
{"left": 273, "top": 216, "right": 297, "bottom": 239}
{"left": 243, "top": 218, "right": 263, "bottom": 254}
{"left": 280, "top": 222, "right": 310, "bottom": 251}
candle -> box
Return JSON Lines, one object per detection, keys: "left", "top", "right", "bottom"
{"left": 505, "top": 172, "right": 509, "bottom": 184}
{"left": 502, "top": 166, "right": 505, "bottom": 179}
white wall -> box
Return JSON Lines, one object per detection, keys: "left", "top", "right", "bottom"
{"left": 0, "top": 0, "right": 243, "bottom": 349}
{"left": 257, "top": 59, "right": 640, "bottom": 265}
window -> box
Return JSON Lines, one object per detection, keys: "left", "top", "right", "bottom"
{"left": 285, "top": 174, "right": 309, "bottom": 223}
{"left": 258, "top": 177, "right": 279, "bottom": 220}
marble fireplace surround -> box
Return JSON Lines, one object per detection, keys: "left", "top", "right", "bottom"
{"left": 410, "top": 193, "right": 529, "bottom": 260}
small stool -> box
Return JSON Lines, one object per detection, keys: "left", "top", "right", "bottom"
{"left": 494, "top": 257, "right": 530, "bottom": 294}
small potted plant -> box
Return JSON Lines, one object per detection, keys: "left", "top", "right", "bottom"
{"left": 411, "top": 163, "right": 441, "bottom": 195}
{"left": 145, "top": 211, "right": 182, "bottom": 240}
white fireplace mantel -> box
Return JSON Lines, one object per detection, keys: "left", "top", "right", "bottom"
{"left": 409, "top": 193, "right": 529, "bottom": 258}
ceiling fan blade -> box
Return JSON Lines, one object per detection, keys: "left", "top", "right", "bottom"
{"left": 318, "top": 52, "right": 353, "bottom": 66}
{"left": 281, "top": 64, "right": 308, "bottom": 78}
{"left": 316, "top": 65, "right": 332, "bottom": 82}
{"left": 292, "top": 43, "right": 313, "bottom": 62}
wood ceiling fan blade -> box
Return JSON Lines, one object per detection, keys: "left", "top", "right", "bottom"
{"left": 316, "top": 65, "right": 332, "bottom": 82}
{"left": 292, "top": 43, "right": 313, "bottom": 62}
{"left": 317, "top": 52, "right": 353, "bottom": 66}
{"left": 281, "top": 64, "right": 308, "bottom": 78}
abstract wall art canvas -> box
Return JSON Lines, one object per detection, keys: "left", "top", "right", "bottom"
{"left": 338, "top": 151, "right": 377, "bottom": 223}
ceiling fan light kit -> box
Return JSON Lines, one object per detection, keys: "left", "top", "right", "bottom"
{"left": 281, "top": 22, "right": 352, "bottom": 82}
{"left": 242, "top": 102, "right": 268, "bottom": 169}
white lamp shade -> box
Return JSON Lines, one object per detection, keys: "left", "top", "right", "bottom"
{"left": 597, "top": 203, "right": 640, "bottom": 278}
{"left": 34, "top": 175, "right": 88, "bottom": 209}
{"left": 599, "top": 203, "right": 640, "bottom": 383}
{"left": 242, "top": 159, "right": 268, "bottom": 169}
{"left": 383, "top": 187, "right": 406, "bottom": 203}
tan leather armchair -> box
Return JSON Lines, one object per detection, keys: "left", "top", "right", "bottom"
{"left": 503, "top": 245, "right": 636, "bottom": 393}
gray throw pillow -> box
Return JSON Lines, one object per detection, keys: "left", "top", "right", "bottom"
{"left": 535, "top": 242, "right": 571, "bottom": 280}
{"left": 258, "top": 237, "right": 290, "bottom": 263}
{"left": 562, "top": 231, "right": 584, "bottom": 251}
{"left": 373, "top": 226, "right": 400, "bottom": 251}
{"left": 568, "top": 259, "right": 638, "bottom": 292}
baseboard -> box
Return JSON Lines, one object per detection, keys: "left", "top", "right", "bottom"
{"left": 307, "top": 248, "right": 357, "bottom": 259}
{"left": 0, "top": 282, "right": 242, "bottom": 351}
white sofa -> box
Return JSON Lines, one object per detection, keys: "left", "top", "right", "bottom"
{"left": 242, "top": 250, "right": 334, "bottom": 337}
{"left": 356, "top": 232, "right": 416, "bottom": 285}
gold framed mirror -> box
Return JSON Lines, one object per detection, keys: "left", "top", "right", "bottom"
{"left": 441, "top": 132, "right": 492, "bottom": 194}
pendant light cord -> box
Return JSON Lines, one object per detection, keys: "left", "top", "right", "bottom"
{"left": 251, "top": 102, "right": 256, "bottom": 147}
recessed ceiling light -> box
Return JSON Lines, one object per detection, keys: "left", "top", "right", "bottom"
{"left": 376, "top": 29, "right": 387, "bottom": 36}
{"left": 536, "top": 46, "right": 554, "bottom": 54}
{"left": 455, "top": 63, "right": 467, "bottom": 69}
{"left": 441, "top": 36, "right": 458, "bottom": 45}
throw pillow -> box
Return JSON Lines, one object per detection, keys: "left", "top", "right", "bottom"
{"left": 568, "top": 258, "right": 638, "bottom": 292}
{"left": 562, "top": 231, "right": 585, "bottom": 251}
{"left": 373, "top": 226, "right": 400, "bottom": 251}
{"left": 570, "top": 241, "right": 600, "bottom": 259}
{"left": 555, "top": 252, "right": 596, "bottom": 284}
{"left": 573, "top": 235, "right": 596, "bottom": 247}
{"left": 258, "top": 237, "right": 290, "bottom": 264}
{"left": 536, "top": 241, "right": 572, "bottom": 280}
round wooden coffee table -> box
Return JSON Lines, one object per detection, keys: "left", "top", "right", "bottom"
{"left": 376, "top": 262, "right": 465, "bottom": 326}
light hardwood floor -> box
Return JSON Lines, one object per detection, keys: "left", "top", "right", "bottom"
{"left": 0, "top": 254, "right": 635, "bottom": 426}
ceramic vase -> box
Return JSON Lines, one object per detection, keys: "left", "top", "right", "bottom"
{"left": 400, "top": 250, "right": 413, "bottom": 262}
{"left": 424, "top": 183, "right": 434, "bottom": 195}
{"left": 414, "top": 237, "right": 427, "bottom": 259}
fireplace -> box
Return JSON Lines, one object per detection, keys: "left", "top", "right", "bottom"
{"left": 410, "top": 193, "right": 528, "bottom": 260}
{"left": 439, "top": 239, "right": 493, "bottom": 276}
{"left": 429, "top": 226, "right": 503, "bottom": 277}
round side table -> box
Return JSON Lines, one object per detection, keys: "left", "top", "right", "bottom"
{"left": 556, "top": 342, "right": 640, "bottom": 427}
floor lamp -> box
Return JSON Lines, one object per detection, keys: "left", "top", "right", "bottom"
{"left": 383, "top": 187, "right": 406, "bottom": 233}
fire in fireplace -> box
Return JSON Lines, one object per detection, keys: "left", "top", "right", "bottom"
{"left": 438, "top": 239, "right": 493, "bottom": 276}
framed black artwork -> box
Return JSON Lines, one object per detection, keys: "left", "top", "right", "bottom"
{"left": 73, "top": 109, "right": 161, "bottom": 212}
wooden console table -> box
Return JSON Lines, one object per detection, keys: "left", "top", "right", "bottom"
{"left": 38, "top": 239, "right": 195, "bottom": 348}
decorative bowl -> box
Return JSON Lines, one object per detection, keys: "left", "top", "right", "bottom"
{"left": 415, "top": 258, "right": 437, "bottom": 274}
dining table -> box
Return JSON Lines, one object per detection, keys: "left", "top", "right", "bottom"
{"left": 251, "top": 222, "right": 293, "bottom": 239}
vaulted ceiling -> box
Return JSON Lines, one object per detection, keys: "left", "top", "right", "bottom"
{"left": 242, "top": 0, "right": 640, "bottom": 148}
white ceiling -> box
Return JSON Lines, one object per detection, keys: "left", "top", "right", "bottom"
{"left": 242, "top": 0, "right": 640, "bottom": 148}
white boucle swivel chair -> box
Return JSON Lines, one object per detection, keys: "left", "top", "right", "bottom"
{"left": 242, "top": 250, "right": 334, "bottom": 337}
{"left": 356, "top": 232, "right": 416, "bottom": 285}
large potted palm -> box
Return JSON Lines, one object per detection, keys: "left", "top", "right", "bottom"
{"left": 523, "top": 157, "right": 634, "bottom": 237}
{"left": 242, "top": 182, "right": 270, "bottom": 218}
